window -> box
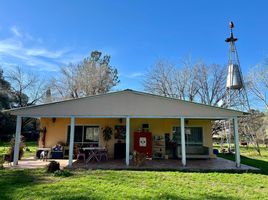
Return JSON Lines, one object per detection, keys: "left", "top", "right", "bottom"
{"left": 172, "top": 127, "right": 203, "bottom": 146}
{"left": 84, "top": 126, "right": 99, "bottom": 143}
{"left": 67, "top": 125, "right": 99, "bottom": 146}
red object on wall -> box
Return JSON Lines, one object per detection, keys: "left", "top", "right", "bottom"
{"left": 134, "top": 132, "right": 152, "bottom": 158}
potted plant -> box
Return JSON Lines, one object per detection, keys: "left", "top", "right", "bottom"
{"left": 103, "top": 126, "right": 113, "bottom": 148}
{"left": 8, "top": 135, "right": 25, "bottom": 161}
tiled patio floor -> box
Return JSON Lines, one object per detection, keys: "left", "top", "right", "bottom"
{"left": 4, "top": 157, "right": 259, "bottom": 172}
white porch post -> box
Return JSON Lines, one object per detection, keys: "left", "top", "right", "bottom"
{"left": 13, "top": 116, "right": 22, "bottom": 166}
{"left": 126, "top": 116, "right": 130, "bottom": 166}
{"left": 180, "top": 117, "right": 186, "bottom": 167}
{"left": 68, "top": 116, "right": 75, "bottom": 167}
{"left": 233, "top": 117, "right": 241, "bottom": 168}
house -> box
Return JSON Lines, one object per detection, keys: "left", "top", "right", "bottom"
{"left": 9, "top": 89, "right": 244, "bottom": 168}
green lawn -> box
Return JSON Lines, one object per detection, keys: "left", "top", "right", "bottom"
{"left": 0, "top": 169, "right": 267, "bottom": 200}
{"left": 0, "top": 144, "right": 267, "bottom": 200}
{"left": 215, "top": 145, "right": 268, "bottom": 174}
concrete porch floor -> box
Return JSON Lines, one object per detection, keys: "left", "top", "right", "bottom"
{"left": 4, "top": 157, "right": 259, "bottom": 172}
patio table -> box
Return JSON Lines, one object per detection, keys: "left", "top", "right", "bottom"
{"left": 82, "top": 147, "right": 107, "bottom": 163}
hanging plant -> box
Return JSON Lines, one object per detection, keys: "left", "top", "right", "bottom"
{"left": 103, "top": 126, "right": 113, "bottom": 142}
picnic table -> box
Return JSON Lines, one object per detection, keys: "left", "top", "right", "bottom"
{"left": 82, "top": 147, "right": 108, "bottom": 163}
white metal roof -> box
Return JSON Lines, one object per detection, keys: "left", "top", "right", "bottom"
{"left": 8, "top": 89, "right": 245, "bottom": 119}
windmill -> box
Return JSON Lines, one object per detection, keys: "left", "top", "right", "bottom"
{"left": 224, "top": 21, "right": 250, "bottom": 151}
{"left": 225, "top": 21, "right": 250, "bottom": 111}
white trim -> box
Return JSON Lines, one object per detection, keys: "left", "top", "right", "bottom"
{"left": 233, "top": 117, "right": 241, "bottom": 168}
{"left": 126, "top": 117, "right": 130, "bottom": 166}
{"left": 68, "top": 116, "right": 75, "bottom": 167}
{"left": 180, "top": 117, "right": 186, "bottom": 167}
{"left": 13, "top": 116, "right": 22, "bottom": 166}
{"left": 18, "top": 115, "right": 235, "bottom": 120}
{"left": 8, "top": 89, "right": 246, "bottom": 115}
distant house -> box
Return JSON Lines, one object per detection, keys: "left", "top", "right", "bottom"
{"left": 9, "top": 89, "right": 244, "bottom": 167}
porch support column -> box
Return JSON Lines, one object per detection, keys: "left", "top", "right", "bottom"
{"left": 233, "top": 116, "right": 241, "bottom": 168}
{"left": 68, "top": 116, "right": 75, "bottom": 167}
{"left": 126, "top": 116, "right": 130, "bottom": 166}
{"left": 13, "top": 116, "right": 22, "bottom": 166}
{"left": 180, "top": 117, "right": 186, "bottom": 167}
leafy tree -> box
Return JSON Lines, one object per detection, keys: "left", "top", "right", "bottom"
{"left": 1, "top": 66, "right": 45, "bottom": 141}
{"left": 0, "top": 67, "right": 16, "bottom": 141}
{"left": 0, "top": 68, "right": 13, "bottom": 110}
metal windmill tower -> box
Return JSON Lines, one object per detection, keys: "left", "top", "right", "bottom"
{"left": 225, "top": 21, "right": 250, "bottom": 111}
{"left": 224, "top": 21, "right": 250, "bottom": 151}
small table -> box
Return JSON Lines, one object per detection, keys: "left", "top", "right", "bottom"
{"left": 82, "top": 147, "right": 107, "bottom": 163}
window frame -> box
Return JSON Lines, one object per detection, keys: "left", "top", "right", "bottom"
{"left": 66, "top": 124, "right": 100, "bottom": 146}
{"left": 172, "top": 126, "right": 204, "bottom": 146}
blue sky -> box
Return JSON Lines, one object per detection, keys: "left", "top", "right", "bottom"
{"left": 0, "top": 0, "right": 267, "bottom": 91}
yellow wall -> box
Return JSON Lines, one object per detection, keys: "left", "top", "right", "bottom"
{"left": 40, "top": 118, "right": 215, "bottom": 158}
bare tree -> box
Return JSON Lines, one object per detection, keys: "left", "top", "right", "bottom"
{"left": 51, "top": 51, "right": 119, "bottom": 100}
{"left": 144, "top": 59, "right": 226, "bottom": 105}
{"left": 6, "top": 66, "right": 47, "bottom": 131}
{"left": 144, "top": 58, "right": 199, "bottom": 101}
{"left": 51, "top": 63, "right": 81, "bottom": 99}
{"left": 143, "top": 60, "right": 177, "bottom": 98}
{"left": 6, "top": 66, "right": 46, "bottom": 107}
{"left": 174, "top": 58, "right": 199, "bottom": 101}
{"left": 239, "top": 110, "right": 266, "bottom": 155}
{"left": 247, "top": 64, "right": 268, "bottom": 109}
{"left": 195, "top": 63, "right": 227, "bottom": 106}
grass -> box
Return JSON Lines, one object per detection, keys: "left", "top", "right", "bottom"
{"left": 0, "top": 169, "right": 267, "bottom": 200}
{"left": 215, "top": 145, "right": 268, "bottom": 175}
{"left": 0, "top": 141, "right": 37, "bottom": 158}
{"left": 0, "top": 144, "right": 267, "bottom": 199}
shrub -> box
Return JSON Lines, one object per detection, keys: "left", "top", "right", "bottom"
{"left": 8, "top": 135, "right": 25, "bottom": 161}
{"left": 53, "top": 169, "right": 73, "bottom": 177}
{"left": 47, "top": 161, "right": 60, "bottom": 173}
{"left": 0, "top": 155, "right": 4, "bottom": 169}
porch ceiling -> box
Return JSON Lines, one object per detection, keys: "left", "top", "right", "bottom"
{"left": 7, "top": 89, "right": 245, "bottom": 118}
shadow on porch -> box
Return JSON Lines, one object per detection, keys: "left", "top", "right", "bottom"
{"left": 72, "top": 157, "right": 259, "bottom": 172}
{"left": 4, "top": 157, "right": 259, "bottom": 172}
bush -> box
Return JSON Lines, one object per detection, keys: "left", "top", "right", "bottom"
{"left": 0, "top": 155, "right": 4, "bottom": 169}
{"left": 8, "top": 135, "right": 25, "bottom": 161}
{"left": 47, "top": 161, "right": 60, "bottom": 173}
{"left": 53, "top": 169, "right": 73, "bottom": 177}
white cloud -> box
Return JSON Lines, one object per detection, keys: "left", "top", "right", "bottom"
{"left": 0, "top": 26, "right": 84, "bottom": 72}
{"left": 122, "top": 72, "right": 144, "bottom": 78}
{"left": 10, "top": 26, "right": 22, "bottom": 37}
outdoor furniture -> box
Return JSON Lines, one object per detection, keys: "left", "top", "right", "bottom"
{"left": 98, "top": 148, "right": 108, "bottom": 161}
{"left": 82, "top": 147, "right": 107, "bottom": 164}
{"left": 177, "top": 146, "right": 210, "bottom": 159}
{"left": 63, "top": 146, "right": 69, "bottom": 158}
{"left": 76, "top": 148, "right": 86, "bottom": 162}
{"left": 51, "top": 151, "right": 63, "bottom": 159}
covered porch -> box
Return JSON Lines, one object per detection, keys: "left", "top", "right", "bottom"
{"left": 11, "top": 116, "right": 242, "bottom": 169}
{"left": 8, "top": 90, "right": 245, "bottom": 169}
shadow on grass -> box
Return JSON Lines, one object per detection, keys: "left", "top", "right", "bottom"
{"left": 47, "top": 193, "right": 241, "bottom": 200}
{"left": 0, "top": 169, "right": 46, "bottom": 200}
{"left": 218, "top": 153, "right": 268, "bottom": 175}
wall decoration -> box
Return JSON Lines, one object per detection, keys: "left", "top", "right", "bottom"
{"left": 114, "top": 125, "right": 126, "bottom": 139}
